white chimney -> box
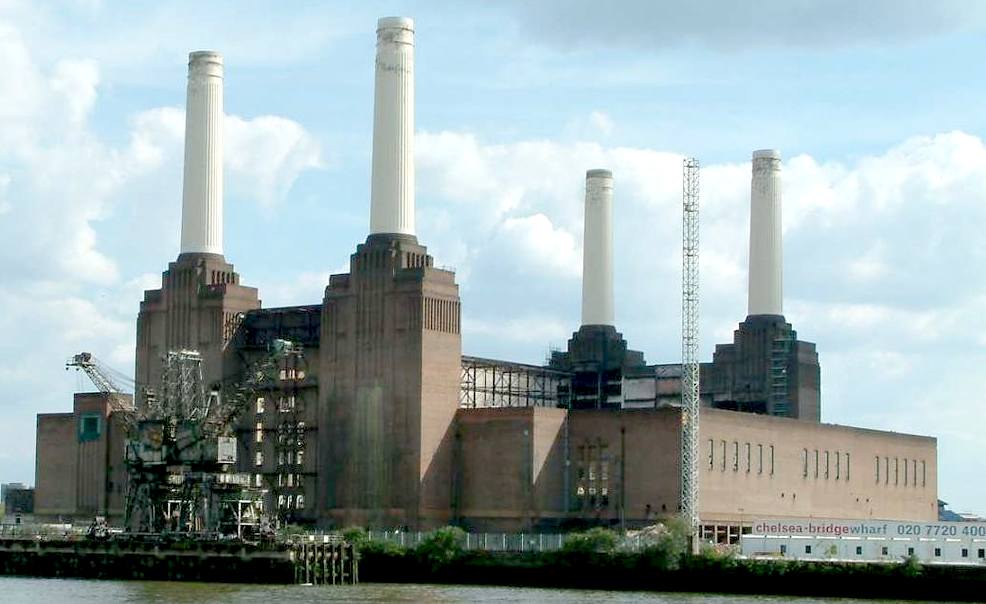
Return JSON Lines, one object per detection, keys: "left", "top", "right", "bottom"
{"left": 180, "top": 51, "right": 224, "bottom": 255}
{"left": 369, "top": 16, "right": 415, "bottom": 237}
{"left": 748, "top": 149, "right": 783, "bottom": 316}
{"left": 582, "top": 169, "right": 615, "bottom": 326}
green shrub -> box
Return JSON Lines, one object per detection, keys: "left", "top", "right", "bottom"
{"left": 901, "top": 553, "right": 922, "bottom": 578}
{"left": 340, "top": 526, "right": 368, "bottom": 548}
{"left": 415, "top": 526, "right": 466, "bottom": 570}
{"left": 561, "top": 527, "right": 619, "bottom": 555}
{"left": 638, "top": 518, "right": 691, "bottom": 570}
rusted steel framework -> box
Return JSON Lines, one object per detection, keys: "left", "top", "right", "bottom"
{"left": 460, "top": 356, "right": 571, "bottom": 409}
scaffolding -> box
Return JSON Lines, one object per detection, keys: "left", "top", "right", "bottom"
{"left": 459, "top": 356, "right": 571, "bottom": 409}
{"left": 681, "top": 158, "right": 701, "bottom": 543}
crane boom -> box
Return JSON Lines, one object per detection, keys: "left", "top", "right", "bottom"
{"left": 66, "top": 352, "right": 135, "bottom": 411}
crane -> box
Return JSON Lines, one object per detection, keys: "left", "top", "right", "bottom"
{"left": 66, "top": 352, "right": 136, "bottom": 413}
{"left": 681, "top": 158, "right": 701, "bottom": 552}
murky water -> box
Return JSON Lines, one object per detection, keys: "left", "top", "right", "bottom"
{"left": 0, "top": 577, "right": 961, "bottom": 603}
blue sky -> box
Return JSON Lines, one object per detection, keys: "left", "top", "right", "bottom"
{"left": 2, "top": 1, "right": 986, "bottom": 515}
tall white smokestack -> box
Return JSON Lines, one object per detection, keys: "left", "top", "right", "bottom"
{"left": 748, "top": 149, "right": 783, "bottom": 316}
{"left": 369, "top": 16, "right": 415, "bottom": 237}
{"left": 582, "top": 169, "right": 615, "bottom": 326}
{"left": 180, "top": 51, "right": 224, "bottom": 255}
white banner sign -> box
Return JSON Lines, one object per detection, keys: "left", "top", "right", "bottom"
{"left": 753, "top": 518, "right": 986, "bottom": 539}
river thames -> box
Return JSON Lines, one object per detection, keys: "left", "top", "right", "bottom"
{"left": 0, "top": 577, "right": 965, "bottom": 603}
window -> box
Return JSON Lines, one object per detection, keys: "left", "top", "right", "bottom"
{"left": 278, "top": 495, "right": 285, "bottom": 508}
{"left": 708, "top": 439, "right": 714, "bottom": 469}
{"left": 814, "top": 450, "right": 819, "bottom": 478}
{"left": 296, "top": 495, "right": 305, "bottom": 509}
{"left": 769, "top": 445, "right": 775, "bottom": 475}
{"left": 846, "top": 452, "right": 850, "bottom": 481}
{"left": 732, "top": 441, "right": 739, "bottom": 472}
{"left": 805, "top": 545, "right": 812, "bottom": 554}
{"left": 286, "top": 495, "right": 293, "bottom": 509}
{"left": 934, "top": 548, "right": 941, "bottom": 557}
{"left": 855, "top": 546, "right": 862, "bottom": 556}
{"left": 802, "top": 449, "right": 809, "bottom": 478}
{"left": 255, "top": 422, "right": 263, "bottom": 443}
{"left": 894, "top": 458, "right": 899, "bottom": 486}
{"left": 884, "top": 457, "right": 889, "bottom": 485}
{"left": 758, "top": 444, "right": 763, "bottom": 474}
{"left": 908, "top": 547, "right": 915, "bottom": 556}
{"left": 287, "top": 474, "right": 294, "bottom": 487}
{"left": 277, "top": 474, "right": 284, "bottom": 487}
{"left": 903, "top": 459, "right": 908, "bottom": 486}
{"left": 881, "top": 546, "right": 888, "bottom": 556}
{"left": 278, "top": 451, "right": 285, "bottom": 466}
{"left": 780, "top": 544, "right": 787, "bottom": 555}
{"left": 256, "top": 397, "right": 265, "bottom": 414}
{"left": 720, "top": 440, "right": 726, "bottom": 471}
{"left": 297, "top": 450, "right": 305, "bottom": 466}
{"left": 912, "top": 459, "right": 917, "bottom": 488}
{"left": 745, "top": 443, "right": 751, "bottom": 473}
{"left": 255, "top": 451, "right": 263, "bottom": 467}
{"left": 875, "top": 456, "right": 880, "bottom": 483}
{"left": 254, "top": 474, "right": 262, "bottom": 487}
{"left": 835, "top": 450, "right": 841, "bottom": 480}
{"left": 825, "top": 451, "right": 830, "bottom": 479}
{"left": 978, "top": 549, "right": 984, "bottom": 559}
{"left": 922, "top": 460, "right": 926, "bottom": 487}
{"left": 962, "top": 548, "right": 969, "bottom": 558}
{"left": 297, "top": 422, "right": 306, "bottom": 446}
{"left": 79, "top": 414, "right": 102, "bottom": 441}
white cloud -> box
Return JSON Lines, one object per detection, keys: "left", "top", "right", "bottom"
{"left": 226, "top": 115, "right": 324, "bottom": 207}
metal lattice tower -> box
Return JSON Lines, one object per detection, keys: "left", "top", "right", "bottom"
{"left": 681, "top": 158, "right": 701, "bottom": 539}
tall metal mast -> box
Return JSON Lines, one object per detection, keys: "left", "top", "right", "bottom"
{"left": 681, "top": 158, "right": 701, "bottom": 545}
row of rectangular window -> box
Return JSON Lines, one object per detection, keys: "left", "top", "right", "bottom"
{"left": 875, "top": 456, "right": 926, "bottom": 487}
{"left": 789, "top": 545, "right": 985, "bottom": 558}
{"left": 801, "top": 449, "right": 851, "bottom": 481}
{"left": 278, "top": 369, "right": 306, "bottom": 381}
{"left": 278, "top": 494, "right": 305, "bottom": 510}
{"left": 708, "top": 440, "right": 774, "bottom": 475}
{"left": 255, "top": 396, "right": 300, "bottom": 414}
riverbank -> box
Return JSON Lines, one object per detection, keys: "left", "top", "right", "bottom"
{"left": 0, "top": 538, "right": 294, "bottom": 583}
{"left": 359, "top": 548, "right": 985, "bottom": 602}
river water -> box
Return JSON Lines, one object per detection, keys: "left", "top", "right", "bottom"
{"left": 0, "top": 577, "right": 964, "bottom": 603}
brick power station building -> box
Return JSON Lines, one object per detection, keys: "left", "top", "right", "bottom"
{"left": 35, "top": 17, "right": 937, "bottom": 538}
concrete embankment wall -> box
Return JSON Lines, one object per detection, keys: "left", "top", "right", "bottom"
{"left": 0, "top": 539, "right": 294, "bottom": 583}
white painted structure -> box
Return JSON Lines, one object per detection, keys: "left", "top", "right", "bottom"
{"left": 748, "top": 149, "right": 782, "bottom": 316}
{"left": 742, "top": 518, "right": 986, "bottom": 565}
{"left": 180, "top": 51, "right": 224, "bottom": 256}
{"left": 370, "top": 16, "right": 415, "bottom": 237}
{"left": 581, "top": 169, "right": 615, "bottom": 326}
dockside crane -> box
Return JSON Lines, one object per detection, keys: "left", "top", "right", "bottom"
{"left": 66, "top": 352, "right": 136, "bottom": 413}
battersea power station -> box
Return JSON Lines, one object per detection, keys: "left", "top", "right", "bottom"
{"left": 35, "top": 17, "right": 938, "bottom": 540}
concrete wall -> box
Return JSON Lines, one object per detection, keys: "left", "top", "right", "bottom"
{"left": 136, "top": 253, "right": 259, "bottom": 396}
{"left": 35, "top": 413, "right": 76, "bottom": 517}
{"left": 700, "top": 408, "right": 937, "bottom": 523}
{"left": 321, "top": 235, "right": 460, "bottom": 529}
{"left": 34, "top": 393, "right": 130, "bottom": 521}
{"left": 450, "top": 406, "right": 937, "bottom": 531}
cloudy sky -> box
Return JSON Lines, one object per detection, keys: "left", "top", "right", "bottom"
{"left": 1, "top": 1, "right": 985, "bottom": 514}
